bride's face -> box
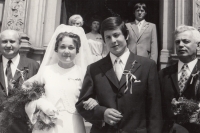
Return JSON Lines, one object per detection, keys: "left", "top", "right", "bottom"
{"left": 57, "top": 36, "right": 77, "bottom": 63}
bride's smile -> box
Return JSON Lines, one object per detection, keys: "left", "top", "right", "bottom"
{"left": 57, "top": 36, "right": 77, "bottom": 68}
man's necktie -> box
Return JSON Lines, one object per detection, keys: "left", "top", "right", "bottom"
{"left": 178, "top": 64, "right": 189, "bottom": 95}
{"left": 114, "top": 58, "right": 123, "bottom": 81}
{"left": 137, "top": 22, "right": 141, "bottom": 33}
{"left": 6, "top": 60, "right": 13, "bottom": 95}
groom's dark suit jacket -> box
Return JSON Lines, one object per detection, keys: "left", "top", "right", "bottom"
{"left": 76, "top": 52, "right": 162, "bottom": 133}
{"left": 0, "top": 55, "right": 39, "bottom": 133}
{"left": 159, "top": 60, "right": 200, "bottom": 133}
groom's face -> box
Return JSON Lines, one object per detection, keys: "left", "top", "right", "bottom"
{"left": 104, "top": 28, "right": 127, "bottom": 57}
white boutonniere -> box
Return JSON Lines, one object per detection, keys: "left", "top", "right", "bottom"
{"left": 190, "top": 70, "right": 200, "bottom": 84}
{"left": 123, "top": 60, "right": 139, "bottom": 94}
{"left": 16, "top": 67, "right": 29, "bottom": 81}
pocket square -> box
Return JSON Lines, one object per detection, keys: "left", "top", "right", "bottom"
{"left": 135, "top": 80, "right": 141, "bottom": 83}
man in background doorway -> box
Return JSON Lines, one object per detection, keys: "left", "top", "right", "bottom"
{"left": 126, "top": 3, "right": 158, "bottom": 63}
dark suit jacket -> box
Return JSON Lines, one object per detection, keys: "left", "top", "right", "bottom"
{"left": 159, "top": 60, "right": 200, "bottom": 133}
{"left": 76, "top": 52, "right": 162, "bottom": 133}
{"left": 0, "top": 55, "right": 39, "bottom": 133}
{"left": 126, "top": 21, "right": 158, "bottom": 63}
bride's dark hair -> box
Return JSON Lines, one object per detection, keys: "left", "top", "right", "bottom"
{"left": 54, "top": 32, "right": 81, "bottom": 53}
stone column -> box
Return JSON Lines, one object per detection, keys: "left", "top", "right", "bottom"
{"left": 26, "top": 0, "right": 62, "bottom": 48}
{"left": 42, "top": 0, "right": 62, "bottom": 47}
{"left": 175, "top": 0, "right": 193, "bottom": 28}
{"left": 25, "top": 0, "right": 47, "bottom": 48}
{"left": 25, "top": 0, "right": 62, "bottom": 63}
{"left": 159, "top": 0, "right": 175, "bottom": 69}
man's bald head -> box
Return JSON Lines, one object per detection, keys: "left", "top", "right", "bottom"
{"left": 0, "top": 29, "right": 21, "bottom": 59}
{"left": 0, "top": 30, "right": 21, "bottom": 43}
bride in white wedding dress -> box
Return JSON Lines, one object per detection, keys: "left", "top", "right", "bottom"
{"left": 25, "top": 25, "right": 97, "bottom": 133}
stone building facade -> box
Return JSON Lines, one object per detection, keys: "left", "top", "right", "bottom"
{"left": 0, "top": 0, "right": 199, "bottom": 69}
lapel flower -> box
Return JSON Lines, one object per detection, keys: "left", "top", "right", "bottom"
{"left": 123, "top": 60, "right": 137, "bottom": 94}
{"left": 190, "top": 70, "right": 200, "bottom": 84}
{"left": 16, "top": 67, "right": 29, "bottom": 81}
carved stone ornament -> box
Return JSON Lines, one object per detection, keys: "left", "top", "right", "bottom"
{"left": 195, "top": 0, "right": 200, "bottom": 29}
{"left": 6, "top": 0, "right": 27, "bottom": 31}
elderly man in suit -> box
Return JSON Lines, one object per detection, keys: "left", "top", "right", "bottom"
{"left": 159, "top": 25, "right": 200, "bottom": 133}
{"left": 76, "top": 17, "right": 162, "bottom": 133}
{"left": 0, "top": 29, "right": 39, "bottom": 133}
{"left": 126, "top": 3, "right": 158, "bottom": 63}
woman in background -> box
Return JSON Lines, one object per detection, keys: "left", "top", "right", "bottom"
{"left": 68, "top": 14, "right": 84, "bottom": 27}
{"left": 86, "top": 16, "right": 108, "bottom": 62}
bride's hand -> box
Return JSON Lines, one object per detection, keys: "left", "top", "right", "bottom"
{"left": 39, "top": 111, "right": 57, "bottom": 124}
{"left": 83, "top": 98, "right": 98, "bottom": 110}
{"left": 36, "top": 98, "right": 59, "bottom": 117}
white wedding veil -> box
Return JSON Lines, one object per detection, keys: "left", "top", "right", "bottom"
{"left": 36, "top": 24, "right": 94, "bottom": 77}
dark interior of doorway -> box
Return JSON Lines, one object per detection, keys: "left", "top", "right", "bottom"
{"left": 61, "top": 0, "right": 159, "bottom": 33}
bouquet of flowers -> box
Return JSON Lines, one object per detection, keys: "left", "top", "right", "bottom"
{"left": 0, "top": 70, "right": 55, "bottom": 132}
{"left": 171, "top": 97, "right": 200, "bottom": 124}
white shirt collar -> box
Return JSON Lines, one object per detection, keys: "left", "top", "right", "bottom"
{"left": 2, "top": 54, "right": 20, "bottom": 68}
{"left": 178, "top": 58, "right": 198, "bottom": 73}
{"left": 110, "top": 48, "right": 130, "bottom": 66}
{"left": 135, "top": 19, "right": 145, "bottom": 26}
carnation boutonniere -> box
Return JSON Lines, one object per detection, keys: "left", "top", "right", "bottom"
{"left": 8, "top": 67, "right": 29, "bottom": 94}
{"left": 16, "top": 67, "right": 29, "bottom": 81}
{"left": 190, "top": 70, "right": 200, "bottom": 84}
{"left": 123, "top": 60, "right": 139, "bottom": 94}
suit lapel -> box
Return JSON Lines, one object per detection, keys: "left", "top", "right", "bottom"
{"left": 169, "top": 63, "right": 180, "bottom": 95}
{"left": 138, "top": 21, "right": 149, "bottom": 41}
{"left": 129, "top": 22, "right": 139, "bottom": 39}
{"left": 182, "top": 60, "right": 200, "bottom": 95}
{"left": 119, "top": 53, "right": 141, "bottom": 89}
{"left": 100, "top": 55, "right": 119, "bottom": 88}
{"left": 0, "top": 56, "right": 6, "bottom": 91}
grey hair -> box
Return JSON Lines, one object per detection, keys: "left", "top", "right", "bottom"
{"left": 175, "top": 25, "right": 200, "bottom": 42}
{"left": 68, "top": 14, "right": 83, "bottom": 26}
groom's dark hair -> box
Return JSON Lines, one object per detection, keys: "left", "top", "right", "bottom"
{"left": 55, "top": 32, "right": 81, "bottom": 53}
{"left": 100, "top": 17, "right": 128, "bottom": 42}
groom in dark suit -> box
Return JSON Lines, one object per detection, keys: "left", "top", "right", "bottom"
{"left": 159, "top": 25, "right": 200, "bottom": 133}
{"left": 76, "top": 17, "right": 162, "bottom": 133}
{"left": 0, "top": 30, "right": 39, "bottom": 133}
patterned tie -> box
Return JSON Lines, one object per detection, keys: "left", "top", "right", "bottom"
{"left": 6, "top": 60, "right": 13, "bottom": 95}
{"left": 178, "top": 64, "right": 189, "bottom": 94}
{"left": 114, "top": 58, "right": 123, "bottom": 81}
